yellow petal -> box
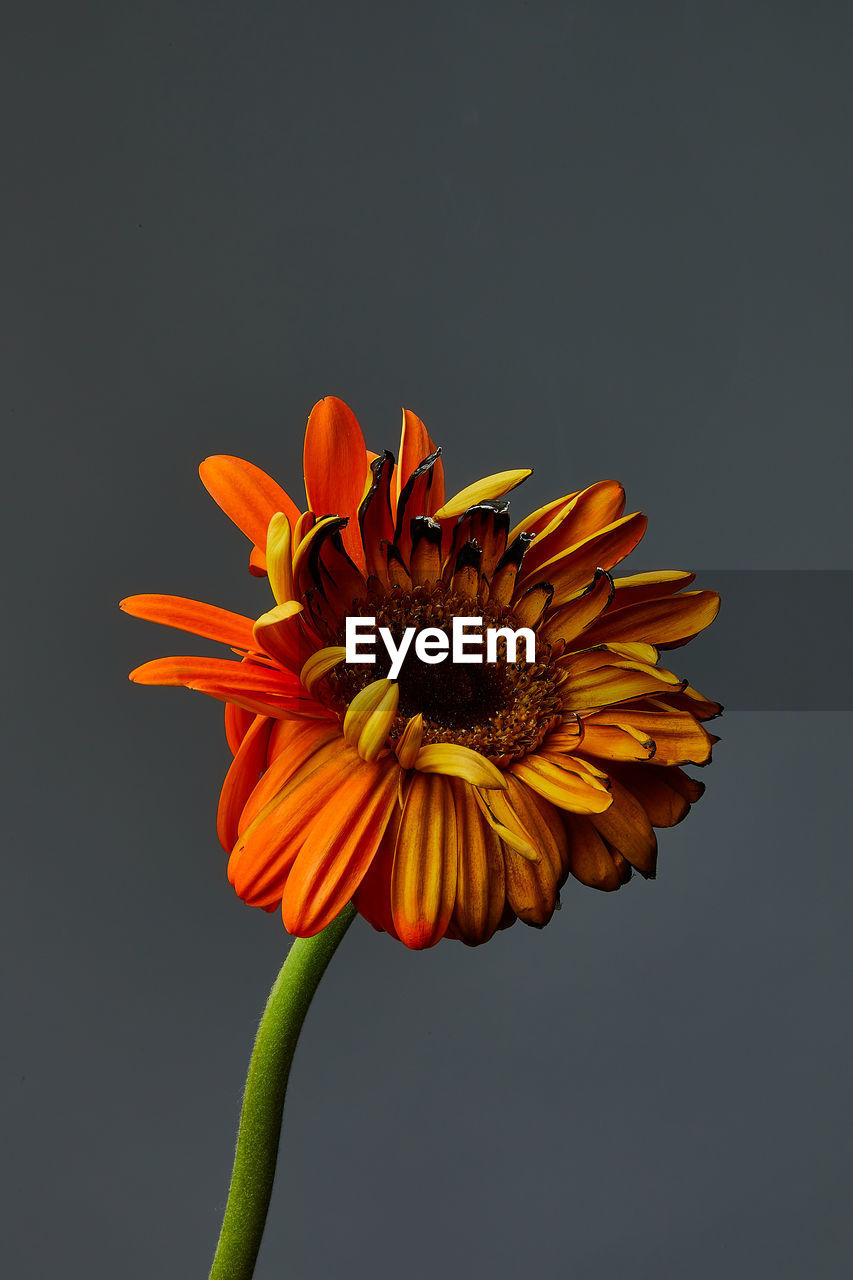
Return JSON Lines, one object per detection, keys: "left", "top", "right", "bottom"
{"left": 434, "top": 469, "right": 532, "bottom": 520}
{"left": 510, "top": 756, "right": 612, "bottom": 814}
{"left": 604, "top": 641, "right": 660, "bottom": 664}
{"left": 345, "top": 680, "right": 399, "bottom": 762}
{"left": 265, "top": 511, "right": 294, "bottom": 605}
{"left": 472, "top": 788, "right": 540, "bottom": 861}
{"left": 395, "top": 713, "right": 424, "bottom": 769}
{"left": 414, "top": 743, "right": 507, "bottom": 790}
{"left": 343, "top": 679, "right": 396, "bottom": 749}
{"left": 253, "top": 600, "right": 311, "bottom": 671}
{"left": 300, "top": 646, "right": 346, "bottom": 696}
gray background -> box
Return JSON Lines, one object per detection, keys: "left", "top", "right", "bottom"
{"left": 4, "top": 2, "right": 852, "bottom": 1276}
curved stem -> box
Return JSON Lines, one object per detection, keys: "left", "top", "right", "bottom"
{"left": 209, "top": 903, "right": 357, "bottom": 1279}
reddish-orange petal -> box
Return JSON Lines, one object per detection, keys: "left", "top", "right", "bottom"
{"left": 281, "top": 757, "right": 400, "bottom": 936}
{"left": 216, "top": 715, "right": 273, "bottom": 852}
{"left": 354, "top": 809, "right": 401, "bottom": 939}
{"left": 199, "top": 455, "right": 301, "bottom": 549}
{"left": 229, "top": 745, "right": 364, "bottom": 906}
{"left": 129, "top": 656, "right": 322, "bottom": 718}
{"left": 303, "top": 396, "right": 367, "bottom": 565}
{"left": 120, "top": 594, "right": 256, "bottom": 650}
{"left": 239, "top": 721, "right": 342, "bottom": 834}
{"left": 523, "top": 512, "right": 648, "bottom": 602}
{"left": 224, "top": 702, "right": 254, "bottom": 754}
{"left": 394, "top": 408, "right": 445, "bottom": 515}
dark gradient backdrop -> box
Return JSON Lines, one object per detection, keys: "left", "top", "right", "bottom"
{"left": 4, "top": 3, "right": 852, "bottom": 1277}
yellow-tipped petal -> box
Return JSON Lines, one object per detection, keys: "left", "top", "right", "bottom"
{"left": 395, "top": 713, "right": 424, "bottom": 769}
{"left": 266, "top": 511, "right": 294, "bottom": 604}
{"left": 355, "top": 681, "right": 400, "bottom": 761}
{"left": 434, "top": 469, "right": 532, "bottom": 520}
{"left": 300, "top": 646, "right": 346, "bottom": 696}
{"left": 343, "top": 679, "right": 396, "bottom": 749}
{"left": 604, "top": 641, "right": 660, "bottom": 664}
{"left": 253, "top": 600, "right": 309, "bottom": 671}
{"left": 472, "top": 789, "right": 539, "bottom": 861}
{"left": 414, "top": 743, "right": 507, "bottom": 790}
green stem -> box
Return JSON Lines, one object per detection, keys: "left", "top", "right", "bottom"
{"left": 209, "top": 903, "right": 357, "bottom": 1279}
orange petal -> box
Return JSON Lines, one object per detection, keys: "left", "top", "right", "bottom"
{"left": 394, "top": 408, "right": 445, "bottom": 514}
{"left": 217, "top": 715, "right": 273, "bottom": 852}
{"left": 656, "top": 683, "right": 723, "bottom": 722}
{"left": 449, "top": 778, "right": 507, "bottom": 945}
{"left": 239, "top": 721, "right": 342, "bottom": 836}
{"left": 303, "top": 397, "right": 367, "bottom": 565}
{"left": 579, "top": 590, "right": 720, "bottom": 650}
{"left": 391, "top": 772, "right": 458, "bottom": 949}
{"left": 253, "top": 602, "right": 316, "bottom": 674}
{"left": 359, "top": 452, "right": 396, "bottom": 578}
{"left": 249, "top": 545, "right": 269, "bottom": 577}
{"left": 229, "top": 743, "right": 364, "bottom": 906}
{"left": 514, "top": 481, "right": 626, "bottom": 579}
{"left": 281, "top": 756, "right": 400, "bottom": 936}
{"left": 508, "top": 491, "right": 581, "bottom": 542}
{"left": 509, "top": 755, "right": 612, "bottom": 814}
{"left": 199, "top": 455, "right": 301, "bottom": 549}
{"left": 504, "top": 775, "right": 569, "bottom": 882}
{"left": 120, "top": 595, "right": 256, "bottom": 650}
{"left": 498, "top": 777, "right": 564, "bottom": 924}
{"left": 606, "top": 762, "right": 701, "bottom": 827}
{"left": 581, "top": 706, "right": 714, "bottom": 766}
{"left": 609, "top": 570, "right": 696, "bottom": 605}
{"left": 557, "top": 649, "right": 684, "bottom": 710}
{"left": 577, "top": 721, "right": 657, "bottom": 762}
{"left": 539, "top": 570, "right": 614, "bottom": 646}
{"left": 563, "top": 813, "right": 623, "bottom": 891}
{"left": 393, "top": 448, "right": 445, "bottom": 565}
{"left": 130, "top": 655, "right": 319, "bottom": 717}
{"left": 590, "top": 777, "right": 657, "bottom": 877}
{"left": 523, "top": 512, "right": 648, "bottom": 602}
{"left": 224, "top": 702, "right": 254, "bottom": 754}
{"left": 355, "top": 809, "right": 400, "bottom": 939}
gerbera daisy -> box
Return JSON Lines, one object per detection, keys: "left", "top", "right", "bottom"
{"left": 122, "top": 396, "right": 720, "bottom": 949}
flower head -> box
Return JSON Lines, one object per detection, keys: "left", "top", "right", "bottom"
{"left": 122, "top": 397, "right": 720, "bottom": 948}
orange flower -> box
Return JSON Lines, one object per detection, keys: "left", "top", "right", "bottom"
{"left": 122, "top": 397, "right": 720, "bottom": 948}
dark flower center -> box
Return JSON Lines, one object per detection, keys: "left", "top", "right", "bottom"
{"left": 322, "top": 583, "right": 563, "bottom": 762}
